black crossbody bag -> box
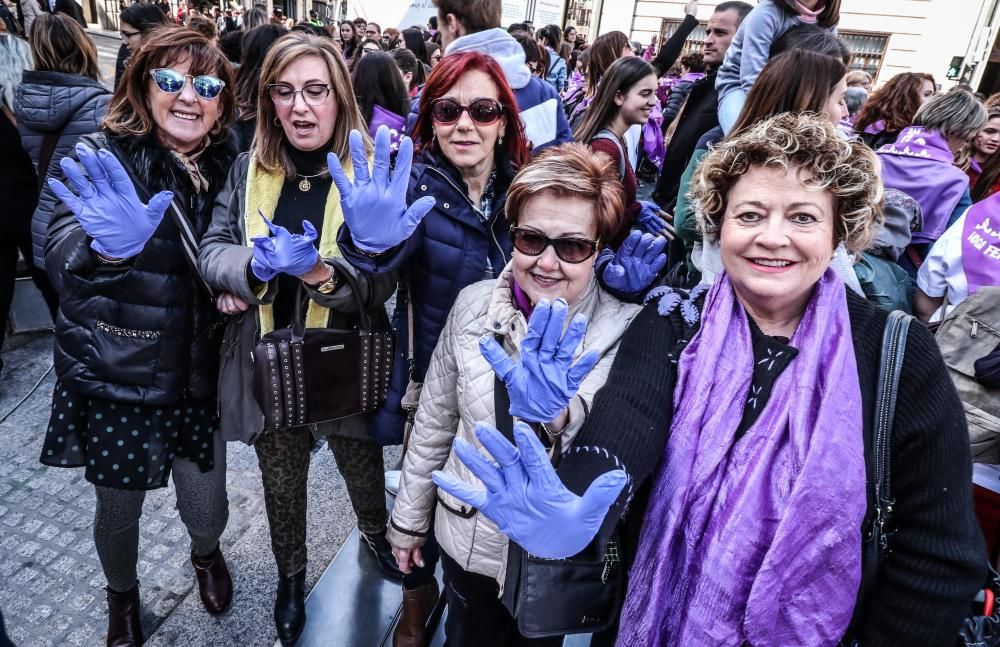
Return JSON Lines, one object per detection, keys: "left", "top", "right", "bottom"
{"left": 493, "top": 374, "right": 624, "bottom": 638}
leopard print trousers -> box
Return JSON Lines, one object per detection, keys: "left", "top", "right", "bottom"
{"left": 254, "top": 424, "right": 387, "bottom": 577}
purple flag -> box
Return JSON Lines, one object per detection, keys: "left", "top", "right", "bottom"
{"left": 961, "top": 193, "right": 1000, "bottom": 294}
{"left": 368, "top": 105, "right": 405, "bottom": 152}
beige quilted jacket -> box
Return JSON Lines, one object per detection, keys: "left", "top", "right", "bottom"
{"left": 387, "top": 264, "right": 640, "bottom": 586}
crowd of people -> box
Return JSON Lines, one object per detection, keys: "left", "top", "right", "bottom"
{"left": 1, "top": 0, "right": 1000, "bottom": 645}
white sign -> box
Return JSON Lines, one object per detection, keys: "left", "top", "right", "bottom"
{"left": 501, "top": 0, "right": 528, "bottom": 25}
{"left": 533, "top": 0, "right": 563, "bottom": 26}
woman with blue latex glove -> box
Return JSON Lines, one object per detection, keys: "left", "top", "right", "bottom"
{"left": 248, "top": 211, "right": 321, "bottom": 281}
{"left": 386, "top": 143, "right": 641, "bottom": 644}
{"left": 49, "top": 143, "right": 174, "bottom": 260}
{"left": 432, "top": 422, "right": 627, "bottom": 559}
{"left": 600, "top": 229, "right": 668, "bottom": 297}
{"left": 197, "top": 32, "right": 405, "bottom": 645}
{"left": 328, "top": 126, "right": 436, "bottom": 255}
{"left": 40, "top": 27, "right": 239, "bottom": 644}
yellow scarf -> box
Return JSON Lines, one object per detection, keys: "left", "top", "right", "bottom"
{"left": 244, "top": 157, "right": 354, "bottom": 335}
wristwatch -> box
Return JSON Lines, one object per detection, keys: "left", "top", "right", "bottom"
{"left": 310, "top": 268, "right": 339, "bottom": 294}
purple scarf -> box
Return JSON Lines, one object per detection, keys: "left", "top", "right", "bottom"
{"left": 642, "top": 103, "right": 666, "bottom": 170}
{"left": 617, "top": 269, "right": 866, "bottom": 647}
{"left": 368, "top": 105, "right": 405, "bottom": 152}
{"left": 512, "top": 281, "right": 534, "bottom": 319}
{"left": 878, "top": 127, "right": 970, "bottom": 244}
{"left": 962, "top": 192, "right": 1000, "bottom": 293}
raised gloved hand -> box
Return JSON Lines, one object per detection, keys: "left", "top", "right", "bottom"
{"left": 432, "top": 422, "right": 627, "bottom": 559}
{"left": 49, "top": 143, "right": 173, "bottom": 259}
{"left": 327, "top": 125, "right": 436, "bottom": 255}
{"left": 603, "top": 230, "right": 667, "bottom": 294}
{"left": 480, "top": 298, "right": 600, "bottom": 424}
{"left": 637, "top": 200, "right": 675, "bottom": 239}
{"left": 249, "top": 210, "right": 320, "bottom": 281}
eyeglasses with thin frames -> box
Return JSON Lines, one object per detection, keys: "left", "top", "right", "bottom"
{"left": 265, "top": 83, "right": 332, "bottom": 107}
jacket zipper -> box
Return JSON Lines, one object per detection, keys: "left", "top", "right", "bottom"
{"left": 425, "top": 167, "right": 508, "bottom": 272}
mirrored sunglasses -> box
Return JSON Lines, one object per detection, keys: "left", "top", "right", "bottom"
{"left": 430, "top": 97, "right": 504, "bottom": 125}
{"left": 510, "top": 227, "right": 599, "bottom": 264}
{"left": 150, "top": 68, "right": 225, "bottom": 100}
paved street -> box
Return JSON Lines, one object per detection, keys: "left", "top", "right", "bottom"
{"left": 89, "top": 29, "right": 120, "bottom": 90}
{"left": 0, "top": 329, "right": 393, "bottom": 646}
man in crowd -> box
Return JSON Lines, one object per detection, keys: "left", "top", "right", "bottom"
{"left": 433, "top": 0, "right": 572, "bottom": 151}
{"left": 652, "top": 0, "right": 752, "bottom": 212}
{"left": 364, "top": 21, "right": 380, "bottom": 40}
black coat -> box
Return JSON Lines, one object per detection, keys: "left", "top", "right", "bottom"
{"left": 45, "top": 130, "right": 238, "bottom": 405}
{"left": 652, "top": 69, "right": 720, "bottom": 211}
{"left": 559, "top": 290, "right": 985, "bottom": 646}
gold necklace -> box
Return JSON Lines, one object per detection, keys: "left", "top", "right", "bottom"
{"left": 296, "top": 171, "right": 325, "bottom": 192}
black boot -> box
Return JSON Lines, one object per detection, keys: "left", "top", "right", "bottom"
{"left": 360, "top": 530, "right": 404, "bottom": 580}
{"left": 274, "top": 569, "right": 306, "bottom": 646}
{"left": 106, "top": 584, "right": 143, "bottom": 647}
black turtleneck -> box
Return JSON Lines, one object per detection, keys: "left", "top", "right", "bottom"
{"left": 270, "top": 140, "right": 334, "bottom": 328}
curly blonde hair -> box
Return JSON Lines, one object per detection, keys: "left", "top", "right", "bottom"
{"left": 692, "top": 112, "right": 883, "bottom": 255}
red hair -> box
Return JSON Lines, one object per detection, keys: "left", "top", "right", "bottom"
{"left": 413, "top": 51, "right": 529, "bottom": 169}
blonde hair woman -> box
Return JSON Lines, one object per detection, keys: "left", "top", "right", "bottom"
{"left": 198, "top": 31, "right": 400, "bottom": 645}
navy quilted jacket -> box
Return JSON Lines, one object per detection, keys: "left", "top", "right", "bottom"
{"left": 15, "top": 70, "right": 110, "bottom": 269}
{"left": 338, "top": 149, "right": 515, "bottom": 444}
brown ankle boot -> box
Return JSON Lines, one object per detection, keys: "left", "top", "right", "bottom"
{"left": 191, "top": 545, "right": 233, "bottom": 614}
{"left": 393, "top": 579, "right": 439, "bottom": 647}
{"left": 106, "top": 584, "right": 143, "bottom": 647}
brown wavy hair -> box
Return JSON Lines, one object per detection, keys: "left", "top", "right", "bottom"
{"left": 103, "top": 25, "right": 235, "bottom": 141}
{"left": 585, "top": 31, "right": 631, "bottom": 96}
{"left": 693, "top": 112, "right": 883, "bottom": 255}
{"left": 29, "top": 12, "right": 100, "bottom": 80}
{"left": 854, "top": 72, "right": 936, "bottom": 136}
{"left": 730, "top": 49, "right": 846, "bottom": 136}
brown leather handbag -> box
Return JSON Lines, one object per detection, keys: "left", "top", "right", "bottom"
{"left": 252, "top": 270, "right": 393, "bottom": 432}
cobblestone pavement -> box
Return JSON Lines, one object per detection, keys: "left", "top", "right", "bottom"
{"left": 1, "top": 332, "right": 380, "bottom": 646}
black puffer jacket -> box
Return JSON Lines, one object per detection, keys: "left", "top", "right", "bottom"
{"left": 45, "top": 130, "right": 238, "bottom": 405}
{"left": 15, "top": 69, "right": 111, "bottom": 269}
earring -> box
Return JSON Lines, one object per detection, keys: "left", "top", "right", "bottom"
{"left": 273, "top": 117, "right": 281, "bottom": 126}
{"left": 498, "top": 134, "right": 504, "bottom": 145}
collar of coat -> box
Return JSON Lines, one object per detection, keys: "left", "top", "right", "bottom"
{"left": 243, "top": 155, "right": 357, "bottom": 335}
{"left": 107, "top": 130, "right": 236, "bottom": 197}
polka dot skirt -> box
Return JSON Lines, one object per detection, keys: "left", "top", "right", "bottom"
{"left": 39, "top": 382, "right": 218, "bottom": 490}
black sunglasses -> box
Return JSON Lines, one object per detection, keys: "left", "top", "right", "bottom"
{"left": 430, "top": 97, "right": 504, "bottom": 125}
{"left": 150, "top": 68, "right": 225, "bottom": 100}
{"left": 510, "top": 227, "right": 599, "bottom": 264}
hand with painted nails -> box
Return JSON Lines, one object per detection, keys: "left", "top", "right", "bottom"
{"left": 432, "top": 422, "right": 628, "bottom": 559}
{"left": 327, "top": 125, "right": 436, "bottom": 255}
{"left": 249, "top": 210, "right": 321, "bottom": 281}
{"left": 48, "top": 143, "right": 173, "bottom": 259}
{"left": 602, "top": 230, "right": 667, "bottom": 294}
{"left": 479, "top": 298, "right": 600, "bottom": 424}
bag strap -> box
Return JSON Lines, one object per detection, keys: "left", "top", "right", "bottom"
{"left": 592, "top": 129, "right": 626, "bottom": 181}
{"left": 847, "top": 309, "right": 912, "bottom": 643}
{"left": 289, "top": 262, "right": 370, "bottom": 338}
{"left": 35, "top": 129, "right": 63, "bottom": 195}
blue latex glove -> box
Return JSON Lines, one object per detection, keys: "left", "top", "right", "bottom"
{"left": 432, "top": 421, "right": 627, "bottom": 559}
{"left": 49, "top": 143, "right": 173, "bottom": 259}
{"left": 637, "top": 200, "right": 674, "bottom": 239}
{"left": 249, "top": 210, "right": 320, "bottom": 281}
{"left": 480, "top": 298, "right": 600, "bottom": 424}
{"left": 602, "top": 230, "right": 667, "bottom": 294}
{"left": 327, "top": 125, "right": 436, "bottom": 255}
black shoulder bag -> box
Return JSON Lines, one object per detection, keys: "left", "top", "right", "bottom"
{"left": 494, "top": 373, "right": 624, "bottom": 638}
{"left": 252, "top": 270, "right": 393, "bottom": 432}
{"left": 844, "top": 311, "right": 1000, "bottom": 647}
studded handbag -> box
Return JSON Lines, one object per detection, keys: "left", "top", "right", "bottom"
{"left": 252, "top": 269, "right": 393, "bottom": 432}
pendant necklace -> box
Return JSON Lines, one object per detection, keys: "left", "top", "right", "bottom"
{"left": 296, "top": 171, "right": 325, "bottom": 192}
